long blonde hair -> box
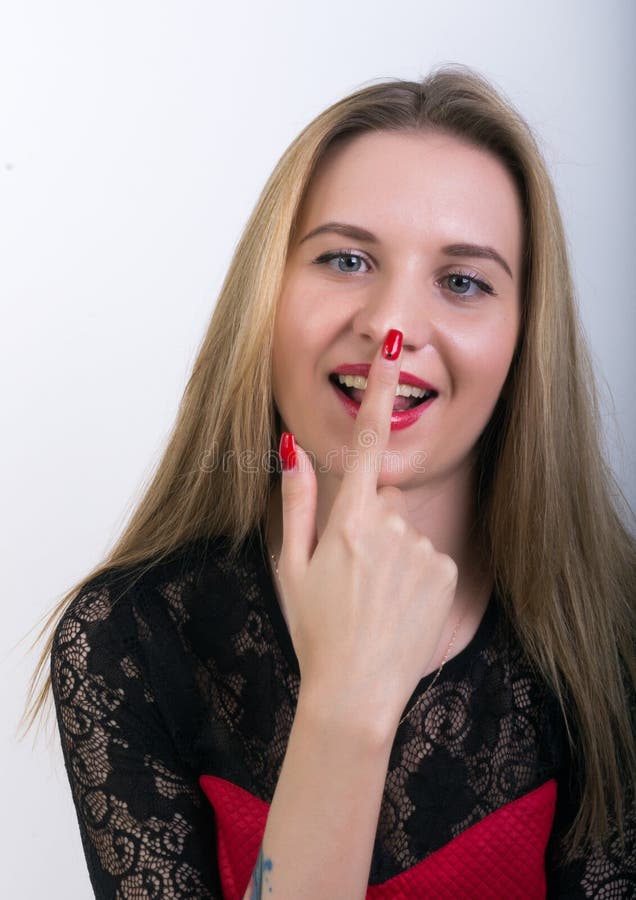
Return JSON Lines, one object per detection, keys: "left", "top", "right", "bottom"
{"left": 21, "top": 64, "right": 635, "bottom": 860}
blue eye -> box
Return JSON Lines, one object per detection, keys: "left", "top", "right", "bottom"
{"left": 443, "top": 272, "right": 495, "bottom": 297}
{"left": 314, "top": 250, "right": 371, "bottom": 274}
{"left": 312, "top": 252, "right": 495, "bottom": 297}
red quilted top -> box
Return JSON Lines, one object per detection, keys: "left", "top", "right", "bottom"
{"left": 199, "top": 774, "right": 557, "bottom": 899}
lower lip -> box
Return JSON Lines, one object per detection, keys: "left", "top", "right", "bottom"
{"left": 330, "top": 380, "right": 436, "bottom": 431}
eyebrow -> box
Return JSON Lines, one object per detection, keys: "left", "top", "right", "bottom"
{"left": 441, "top": 243, "right": 513, "bottom": 279}
{"left": 298, "top": 222, "right": 513, "bottom": 280}
{"left": 299, "top": 222, "right": 379, "bottom": 246}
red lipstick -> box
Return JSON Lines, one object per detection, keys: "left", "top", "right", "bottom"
{"left": 329, "top": 364, "right": 438, "bottom": 431}
{"left": 331, "top": 363, "right": 438, "bottom": 394}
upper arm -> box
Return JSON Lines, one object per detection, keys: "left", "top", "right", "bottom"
{"left": 50, "top": 580, "right": 223, "bottom": 899}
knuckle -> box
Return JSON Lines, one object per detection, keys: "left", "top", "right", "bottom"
{"left": 388, "top": 513, "right": 406, "bottom": 535}
{"left": 439, "top": 553, "right": 459, "bottom": 583}
{"left": 340, "top": 516, "right": 365, "bottom": 554}
{"left": 377, "top": 485, "right": 403, "bottom": 507}
{"left": 281, "top": 485, "right": 304, "bottom": 513}
{"left": 283, "top": 492, "right": 304, "bottom": 512}
{"left": 416, "top": 535, "right": 434, "bottom": 555}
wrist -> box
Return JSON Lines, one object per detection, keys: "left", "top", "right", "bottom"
{"left": 295, "top": 681, "right": 398, "bottom": 752}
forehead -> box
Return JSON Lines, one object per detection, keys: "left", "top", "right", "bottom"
{"left": 297, "top": 130, "right": 523, "bottom": 275}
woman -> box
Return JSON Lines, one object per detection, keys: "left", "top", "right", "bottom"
{"left": 23, "top": 65, "right": 635, "bottom": 898}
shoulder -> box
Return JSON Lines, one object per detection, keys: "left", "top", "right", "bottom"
{"left": 49, "top": 539, "right": 194, "bottom": 682}
{"left": 50, "top": 531, "right": 266, "bottom": 703}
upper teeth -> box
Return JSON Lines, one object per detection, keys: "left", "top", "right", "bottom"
{"left": 336, "top": 374, "right": 429, "bottom": 398}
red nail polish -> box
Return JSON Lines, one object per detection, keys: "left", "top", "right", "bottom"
{"left": 279, "top": 432, "right": 297, "bottom": 471}
{"left": 382, "top": 329, "right": 403, "bottom": 360}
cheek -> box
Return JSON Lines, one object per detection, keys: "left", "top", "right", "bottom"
{"left": 271, "top": 286, "right": 321, "bottom": 399}
{"left": 273, "top": 284, "right": 302, "bottom": 359}
{"left": 275, "top": 278, "right": 341, "bottom": 365}
{"left": 453, "top": 316, "right": 519, "bottom": 399}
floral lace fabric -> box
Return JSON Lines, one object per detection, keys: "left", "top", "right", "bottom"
{"left": 50, "top": 529, "right": 635, "bottom": 898}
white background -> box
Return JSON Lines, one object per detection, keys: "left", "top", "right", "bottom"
{"left": 2, "top": 1, "right": 634, "bottom": 896}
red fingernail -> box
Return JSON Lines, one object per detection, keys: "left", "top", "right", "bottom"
{"left": 382, "top": 328, "right": 403, "bottom": 360}
{"left": 279, "top": 432, "right": 297, "bottom": 471}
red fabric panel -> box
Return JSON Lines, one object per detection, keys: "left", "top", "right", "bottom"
{"left": 199, "top": 775, "right": 556, "bottom": 899}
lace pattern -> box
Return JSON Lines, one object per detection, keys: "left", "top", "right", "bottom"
{"left": 50, "top": 532, "right": 635, "bottom": 898}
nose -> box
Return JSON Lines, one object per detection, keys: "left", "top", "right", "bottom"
{"left": 351, "top": 272, "right": 435, "bottom": 353}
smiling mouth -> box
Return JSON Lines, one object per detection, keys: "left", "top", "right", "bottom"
{"left": 328, "top": 373, "right": 438, "bottom": 411}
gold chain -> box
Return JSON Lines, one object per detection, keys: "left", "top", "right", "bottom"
{"left": 270, "top": 551, "right": 463, "bottom": 728}
{"left": 397, "top": 616, "right": 463, "bottom": 725}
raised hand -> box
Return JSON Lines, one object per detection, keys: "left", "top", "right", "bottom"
{"left": 277, "top": 328, "right": 458, "bottom": 736}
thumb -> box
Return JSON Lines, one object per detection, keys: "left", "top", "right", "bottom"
{"left": 278, "top": 432, "right": 317, "bottom": 582}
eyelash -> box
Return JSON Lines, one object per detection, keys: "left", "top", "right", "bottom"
{"left": 313, "top": 249, "right": 496, "bottom": 297}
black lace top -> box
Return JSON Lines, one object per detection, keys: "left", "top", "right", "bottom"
{"left": 50, "top": 527, "right": 635, "bottom": 898}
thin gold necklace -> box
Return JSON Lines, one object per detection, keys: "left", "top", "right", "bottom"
{"left": 269, "top": 550, "right": 464, "bottom": 727}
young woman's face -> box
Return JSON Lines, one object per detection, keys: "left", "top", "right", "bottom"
{"left": 272, "top": 130, "right": 523, "bottom": 489}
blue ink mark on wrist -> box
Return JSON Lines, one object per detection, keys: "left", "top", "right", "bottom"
{"left": 250, "top": 847, "right": 274, "bottom": 899}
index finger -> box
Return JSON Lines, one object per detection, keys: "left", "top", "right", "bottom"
{"left": 341, "top": 327, "right": 403, "bottom": 498}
